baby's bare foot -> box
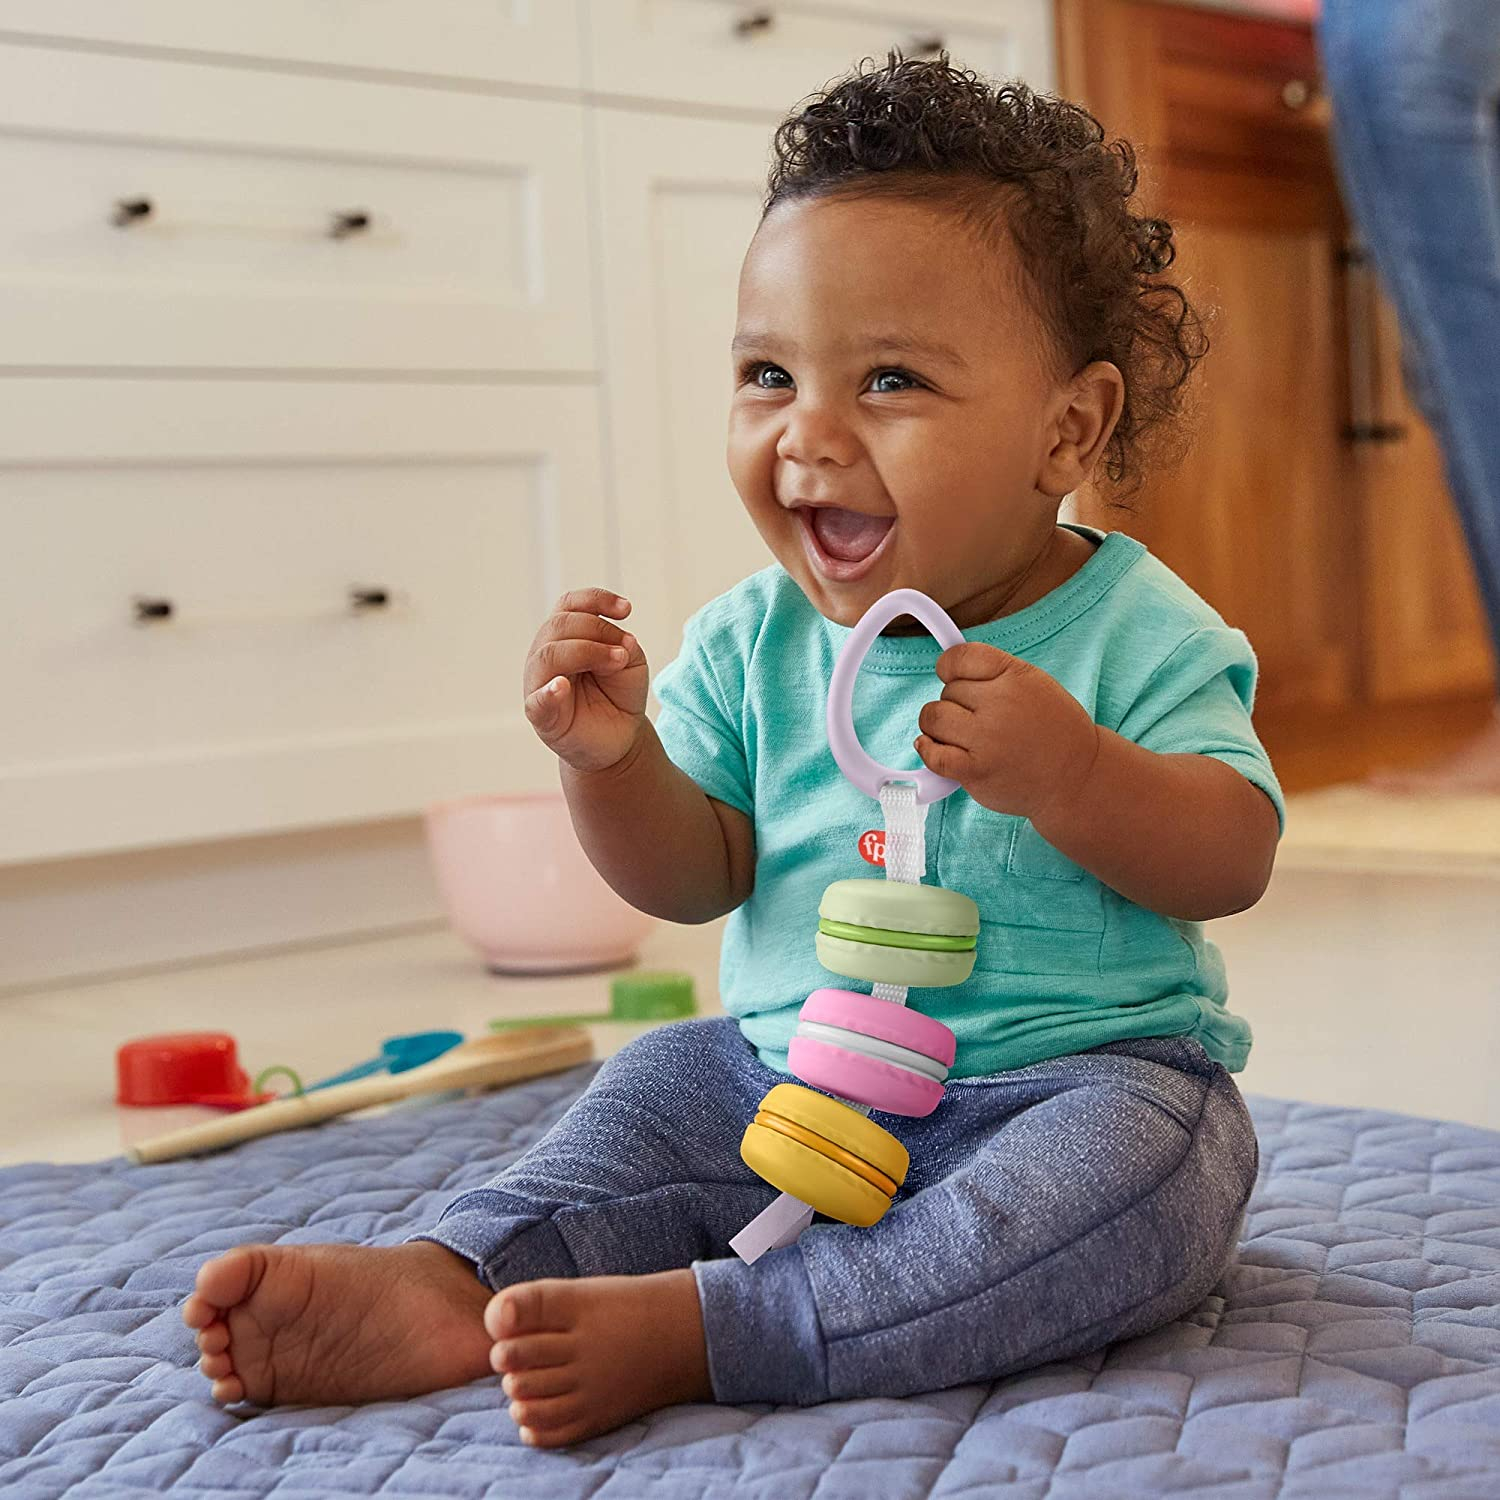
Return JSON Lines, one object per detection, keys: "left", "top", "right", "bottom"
{"left": 182, "top": 1240, "right": 491, "bottom": 1406}
{"left": 486, "top": 1270, "right": 712, "bottom": 1446}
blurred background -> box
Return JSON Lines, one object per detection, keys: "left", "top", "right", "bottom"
{"left": 1, "top": 0, "right": 1495, "bottom": 1160}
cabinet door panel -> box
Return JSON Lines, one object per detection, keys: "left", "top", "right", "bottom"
{"left": 583, "top": 0, "right": 1053, "bottom": 118}
{"left": 0, "top": 45, "right": 595, "bottom": 373}
{"left": 0, "top": 2, "right": 583, "bottom": 91}
{"left": 591, "top": 109, "right": 776, "bottom": 676}
{"left": 0, "top": 382, "right": 605, "bottom": 863}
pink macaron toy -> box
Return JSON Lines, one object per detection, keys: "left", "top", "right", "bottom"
{"left": 789, "top": 988, "right": 956, "bottom": 1118}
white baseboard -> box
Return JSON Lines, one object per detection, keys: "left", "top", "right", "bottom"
{"left": 0, "top": 818, "right": 444, "bottom": 993}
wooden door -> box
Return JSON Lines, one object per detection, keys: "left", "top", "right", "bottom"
{"left": 1135, "top": 217, "right": 1358, "bottom": 716}
{"left": 1058, "top": 0, "right": 1492, "bottom": 723}
{"left": 1060, "top": 0, "right": 1358, "bottom": 718}
{"left": 1348, "top": 257, "right": 1495, "bottom": 701}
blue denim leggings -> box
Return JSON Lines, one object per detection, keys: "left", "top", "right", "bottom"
{"left": 1320, "top": 0, "right": 1500, "bottom": 656}
{"left": 417, "top": 1018, "right": 1258, "bottom": 1406}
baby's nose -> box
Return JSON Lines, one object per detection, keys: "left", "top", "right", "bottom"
{"left": 775, "top": 400, "right": 860, "bottom": 468}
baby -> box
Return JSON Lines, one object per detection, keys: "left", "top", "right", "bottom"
{"left": 184, "top": 58, "right": 1282, "bottom": 1447}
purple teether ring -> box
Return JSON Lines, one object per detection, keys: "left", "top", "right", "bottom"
{"left": 826, "top": 589, "right": 966, "bottom": 805}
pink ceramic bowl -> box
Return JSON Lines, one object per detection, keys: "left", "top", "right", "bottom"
{"left": 423, "top": 792, "right": 656, "bottom": 973}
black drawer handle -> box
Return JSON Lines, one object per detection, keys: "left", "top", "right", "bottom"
{"left": 909, "top": 33, "right": 946, "bottom": 58}
{"left": 132, "top": 595, "right": 174, "bottom": 624}
{"left": 111, "top": 197, "right": 153, "bottom": 228}
{"left": 349, "top": 585, "right": 390, "bottom": 610}
{"left": 330, "top": 209, "right": 372, "bottom": 240}
{"left": 734, "top": 8, "right": 774, "bottom": 38}
{"left": 1344, "top": 422, "right": 1410, "bottom": 445}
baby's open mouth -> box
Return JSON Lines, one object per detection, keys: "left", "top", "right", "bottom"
{"left": 797, "top": 505, "right": 896, "bottom": 582}
{"left": 809, "top": 506, "right": 894, "bottom": 562}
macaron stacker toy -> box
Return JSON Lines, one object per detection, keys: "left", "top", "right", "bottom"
{"left": 730, "top": 589, "right": 981, "bottom": 1264}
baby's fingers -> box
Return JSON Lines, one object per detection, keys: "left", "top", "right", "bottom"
{"left": 531, "top": 637, "right": 630, "bottom": 684}
{"left": 917, "top": 698, "right": 974, "bottom": 746}
{"left": 555, "top": 587, "right": 630, "bottom": 622}
{"left": 914, "top": 734, "right": 969, "bottom": 779}
{"left": 524, "top": 675, "right": 574, "bottom": 738}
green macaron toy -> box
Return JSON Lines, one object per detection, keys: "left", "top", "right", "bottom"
{"left": 816, "top": 878, "right": 980, "bottom": 987}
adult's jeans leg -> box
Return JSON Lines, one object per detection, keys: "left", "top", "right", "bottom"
{"left": 1320, "top": 0, "right": 1500, "bottom": 656}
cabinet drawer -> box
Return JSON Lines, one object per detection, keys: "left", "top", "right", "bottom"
{"left": 0, "top": 1, "right": 582, "bottom": 92}
{"left": 1157, "top": 9, "right": 1328, "bottom": 181}
{"left": 583, "top": 0, "right": 1055, "bottom": 116}
{"left": 0, "top": 381, "right": 608, "bottom": 864}
{"left": 0, "top": 44, "right": 595, "bottom": 373}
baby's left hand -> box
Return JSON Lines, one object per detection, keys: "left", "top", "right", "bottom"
{"left": 914, "top": 643, "right": 1100, "bottom": 821}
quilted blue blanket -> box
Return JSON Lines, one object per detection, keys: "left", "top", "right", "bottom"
{"left": 2, "top": 1065, "right": 1497, "bottom": 1499}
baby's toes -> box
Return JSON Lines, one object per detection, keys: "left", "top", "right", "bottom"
{"left": 196, "top": 1322, "right": 230, "bottom": 1356}
{"left": 210, "top": 1373, "right": 246, "bottom": 1405}
{"left": 199, "top": 1350, "right": 234, "bottom": 1382}
{"left": 193, "top": 1246, "right": 265, "bottom": 1313}
{"left": 501, "top": 1364, "right": 577, "bottom": 1402}
{"left": 182, "top": 1292, "right": 220, "bottom": 1331}
{"left": 484, "top": 1278, "right": 574, "bottom": 1342}
{"left": 510, "top": 1391, "right": 589, "bottom": 1448}
{"left": 489, "top": 1331, "right": 574, "bottom": 1376}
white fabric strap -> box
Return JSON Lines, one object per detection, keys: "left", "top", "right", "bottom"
{"left": 873, "top": 780, "right": 925, "bottom": 1008}
{"left": 879, "top": 781, "right": 927, "bottom": 885}
{"left": 728, "top": 1193, "right": 815, "bottom": 1261}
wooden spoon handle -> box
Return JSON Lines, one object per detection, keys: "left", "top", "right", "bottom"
{"left": 127, "top": 1028, "right": 592, "bottom": 1165}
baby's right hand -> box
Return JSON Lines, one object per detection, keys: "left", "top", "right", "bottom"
{"left": 523, "top": 588, "right": 648, "bottom": 772}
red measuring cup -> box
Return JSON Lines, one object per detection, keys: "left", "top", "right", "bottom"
{"left": 116, "top": 1032, "right": 273, "bottom": 1110}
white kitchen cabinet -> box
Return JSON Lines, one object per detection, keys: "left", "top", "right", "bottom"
{"left": 583, "top": 0, "right": 1055, "bottom": 117}
{"left": 0, "top": 1, "right": 583, "bottom": 92}
{"left": 590, "top": 109, "right": 777, "bottom": 676}
{"left": 0, "top": 0, "right": 1063, "bottom": 929}
{"left": 0, "top": 381, "right": 605, "bottom": 864}
{"left": 0, "top": 44, "right": 595, "bottom": 373}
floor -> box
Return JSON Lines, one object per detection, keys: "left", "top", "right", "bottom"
{"left": 3, "top": 862, "right": 1496, "bottom": 1168}
{"left": 1213, "top": 865, "right": 1499, "bottom": 1130}
{"left": 0, "top": 920, "right": 728, "bottom": 1168}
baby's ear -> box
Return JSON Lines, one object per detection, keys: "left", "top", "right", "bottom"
{"left": 1037, "top": 361, "right": 1125, "bottom": 497}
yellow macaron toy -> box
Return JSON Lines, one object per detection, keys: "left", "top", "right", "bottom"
{"left": 740, "top": 1082, "right": 910, "bottom": 1227}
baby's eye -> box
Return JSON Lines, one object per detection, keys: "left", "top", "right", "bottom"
{"left": 741, "top": 361, "right": 793, "bottom": 389}
{"left": 869, "top": 368, "right": 921, "bottom": 393}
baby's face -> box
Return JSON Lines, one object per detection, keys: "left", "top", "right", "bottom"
{"left": 728, "top": 193, "right": 1072, "bottom": 628}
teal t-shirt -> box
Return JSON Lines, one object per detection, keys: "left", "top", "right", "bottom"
{"left": 651, "top": 526, "right": 1285, "bottom": 1078}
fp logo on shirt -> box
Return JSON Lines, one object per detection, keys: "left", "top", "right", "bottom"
{"left": 858, "top": 830, "right": 885, "bottom": 867}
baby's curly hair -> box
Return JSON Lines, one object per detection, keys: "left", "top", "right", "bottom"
{"left": 765, "top": 56, "right": 1208, "bottom": 499}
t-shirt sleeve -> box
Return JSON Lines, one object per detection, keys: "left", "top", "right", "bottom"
{"left": 1114, "top": 626, "right": 1286, "bottom": 835}
{"left": 651, "top": 608, "right": 754, "bottom": 818}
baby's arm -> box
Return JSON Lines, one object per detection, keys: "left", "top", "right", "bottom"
{"left": 562, "top": 725, "right": 755, "bottom": 924}
{"left": 914, "top": 639, "right": 1277, "bottom": 923}
{"left": 524, "top": 588, "right": 755, "bottom": 925}
{"left": 1029, "top": 737, "right": 1278, "bottom": 921}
